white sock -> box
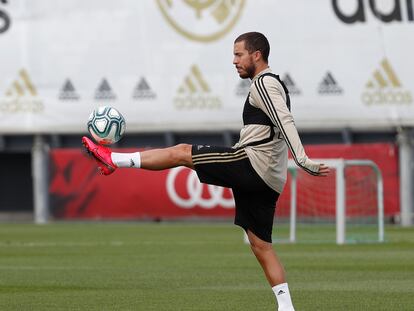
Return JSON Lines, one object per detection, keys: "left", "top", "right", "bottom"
{"left": 111, "top": 152, "right": 141, "bottom": 168}
{"left": 272, "top": 283, "right": 295, "bottom": 311}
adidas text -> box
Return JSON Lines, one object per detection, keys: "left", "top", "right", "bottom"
{"left": 0, "top": 98, "right": 44, "bottom": 113}
{"left": 332, "top": 0, "right": 414, "bottom": 24}
{"left": 0, "top": 1, "right": 11, "bottom": 34}
{"left": 174, "top": 95, "right": 221, "bottom": 109}
{"left": 362, "top": 90, "right": 412, "bottom": 105}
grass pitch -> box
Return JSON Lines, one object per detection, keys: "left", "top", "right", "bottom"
{"left": 0, "top": 223, "right": 413, "bottom": 310}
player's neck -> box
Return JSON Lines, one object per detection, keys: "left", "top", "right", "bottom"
{"left": 252, "top": 64, "right": 270, "bottom": 79}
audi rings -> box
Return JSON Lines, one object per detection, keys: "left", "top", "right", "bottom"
{"left": 166, "top": 167, "right": 235, "bottom": 209}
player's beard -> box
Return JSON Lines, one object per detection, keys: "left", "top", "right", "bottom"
{"left": 239, "top": 62, "right": 256, "bottom": 80}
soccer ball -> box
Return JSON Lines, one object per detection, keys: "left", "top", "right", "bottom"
{"left": 87, "top": 106, "right": 126, "bottom": 145}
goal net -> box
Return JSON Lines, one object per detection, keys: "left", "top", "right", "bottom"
{"left": 272, "top": 159, "right": 384, "bottom": 244}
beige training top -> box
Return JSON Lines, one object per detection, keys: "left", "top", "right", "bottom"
{"left": 233, "top": 68, "right": 320, "bottom": 193}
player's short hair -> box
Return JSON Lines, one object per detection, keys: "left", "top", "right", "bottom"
{"left": 234, "top": 32, "right": 270, "bottom": 63}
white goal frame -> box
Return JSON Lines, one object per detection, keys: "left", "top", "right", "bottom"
{"left": 287, "top": 159, "right": 384, "bottom": 245}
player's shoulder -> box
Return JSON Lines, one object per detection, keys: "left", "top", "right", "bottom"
{"left": 262, "top": 73, "right": 284, "bottom": 88}
{"left": 252, "top": 72, "right": 284, "bottom": 92}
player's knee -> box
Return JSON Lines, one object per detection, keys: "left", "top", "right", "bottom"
{"left": 172, "top": 144, "right": 193, "bottom": 167}
{"left": 250, "top": 240, "right": 272, "bottom": 254}
{"left": 248, "top": 232, "right": 272, "bottom": 254}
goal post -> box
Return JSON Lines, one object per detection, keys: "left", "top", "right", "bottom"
{"left": 286, "top": 159, "right": 384, "bottom": 245}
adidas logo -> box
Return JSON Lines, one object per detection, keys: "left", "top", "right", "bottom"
{"left": 132, "top": 77, "right": 156, "bottom": 100}
{"left": 362, "top": 59, "right": 412, "bottom": 105}
{"left": 0, "top": 69, "right": 43, "bottom": 113}
{"left": 174, "top": 65, "right": 221, "bottom": 109}
{"left": 235, "top": 79, "right": 250, "bottom": 97}
{"left": 178, "top": 65, "right": 210, "bottom": 94}
{"left": 277, "top": 290, "right": 285, "bottom": 296}
{"left": 282, "top": 73, "right": 301, "bottom": 96}
{"left": 94, "top": 78, "right": 116, "bottom": 101}
{"left": 59, "top": 79, "right": 80, "bottom": 101}
{"left": 5, "top": 69, "right": 37, "bottom": 97}
{"left": 366, "top": 59, "right": 400, "bottom": 89}
{"left": 318, "top": 72, "right": 343, "bottom": 95}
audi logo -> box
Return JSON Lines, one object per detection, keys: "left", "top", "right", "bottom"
{"left": 166, "top": 167, "right": 235, "bottom": 209}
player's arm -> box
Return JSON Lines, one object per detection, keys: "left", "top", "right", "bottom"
{"left": 251, "top": 75, "right": 327, "bottom": 176}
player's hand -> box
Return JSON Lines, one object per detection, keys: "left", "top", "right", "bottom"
{"left": 317, "top": 164, "right": 330, "bottom": 177}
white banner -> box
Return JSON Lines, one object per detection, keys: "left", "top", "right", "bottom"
{"left": 0, "top": 0, "right": 413, "bottom": 133}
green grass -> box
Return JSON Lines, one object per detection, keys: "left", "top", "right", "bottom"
{"left": 0, "top": 223, "right": 413, "bottom": 310}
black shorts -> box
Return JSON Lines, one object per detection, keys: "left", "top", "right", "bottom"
{"left": 192, "top": 145, "right": 280, "bottom": 243}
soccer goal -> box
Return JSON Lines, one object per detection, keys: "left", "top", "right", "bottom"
{"left": 242, "top": 159, "right": 386, "bottom": 245}
{"left": 269, "top": 159, "right": 385, "bottom": 245}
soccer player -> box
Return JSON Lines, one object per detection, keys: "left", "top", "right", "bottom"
{"left": 82, "top": 32, "right": 329, "bottom": 311}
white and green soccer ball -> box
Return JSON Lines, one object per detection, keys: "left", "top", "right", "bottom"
{"left": 87, "top": 106, "right": 126, "bottom": 145}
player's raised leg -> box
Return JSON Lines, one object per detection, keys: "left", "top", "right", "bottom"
{"left": 82, "top": 136, "right": 193, "bottom": 175}
{"left": 138, "top": 144, "right": 193, "bottom": 170}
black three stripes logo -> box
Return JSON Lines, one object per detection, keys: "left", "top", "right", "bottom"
{"left": 95, "top": 78, "right": 116, "bottom": 101}
{"left": 59, "top": 79, "right": 80, "bottom": 101}
{"left": 318, "top": 72, "right": 343, "bottom": 95}
{"left": 132, "top": 77, "right": 156, "bottom": 100}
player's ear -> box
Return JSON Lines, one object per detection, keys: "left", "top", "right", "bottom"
{"left": 253, "top": 50, "right": 262, "bottom": 62}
